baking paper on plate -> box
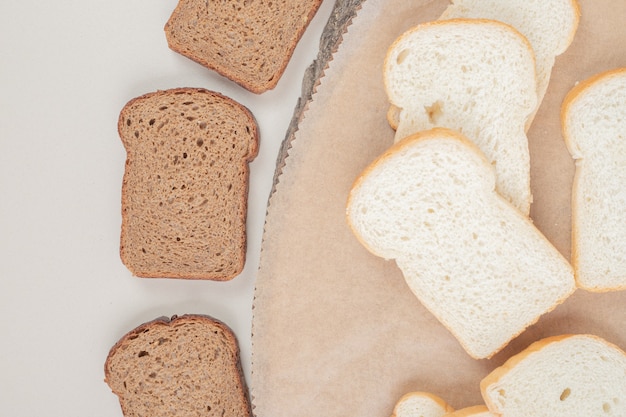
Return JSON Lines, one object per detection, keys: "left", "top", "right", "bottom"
{"left": 251, "top": 0, "right": 626, "bottom": 415}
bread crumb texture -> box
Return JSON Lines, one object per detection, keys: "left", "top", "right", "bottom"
{"left": 118, "top": 88, "right": 258, "bottom": 280}
{"left": 104, "top": 315, "right": 252, "bottom": 417}
{"left": 165, "top": 0, "right": 324, "bottom": 93}
{"left": 482, "top": 334, "right": 626, "bottom": 417}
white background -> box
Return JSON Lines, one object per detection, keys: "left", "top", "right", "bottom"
{"left": 0, "top": 1, "right": 336, "bottom": 415}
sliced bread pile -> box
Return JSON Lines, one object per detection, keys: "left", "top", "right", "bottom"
{"left": 104, "top": 315, "right": 252, "bottom": 417}
{"left": 347, "top": 4, "right": 585, "bottom": 359}
{"left": 118, "top": 88, "right": 259, "bottom": 280}
{"left": 391, "top": 334, "right": 626, "bottom": 417}
{"left": 383, "top": 19, "right": 537, "bottom": 214}
{"left": 164, "top": 0, "right": 324, "bottom": 93}
{"left": 561, "top": 67, "right": 626, "bottom": 292}
{"left": 346, "top": 128, "right": 575, "bottom": 359}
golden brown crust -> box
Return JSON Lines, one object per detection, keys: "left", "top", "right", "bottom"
{"left": 444, "top": 405, "right": 491, "bottom": 417}
{"left": 560, "top": 67, "right": 626, "bottom": 292}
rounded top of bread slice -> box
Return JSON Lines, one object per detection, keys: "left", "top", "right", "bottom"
{"left": 440, "top": 0, "right": 580, "bottom": 105}
{"left": 391, "top": 392, "right": 454, "bottom": 417}
{"left": 347, "top": 128, "right": 493, "bottom": 260}
{"left": 104, "top": 314, "right": 251, "bottom": 417}
{"left": 561, "top": 67, "right": 626, "bottom": 159}
{"left": 480, "top": 334, "right": 626, "bottom": 417}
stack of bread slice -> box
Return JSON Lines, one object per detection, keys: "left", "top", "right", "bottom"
{"left": 347, "top": 2, "right": 583, "bottom": 359}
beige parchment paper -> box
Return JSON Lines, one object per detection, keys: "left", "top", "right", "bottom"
{"left": 251, "top": 0, "right": 626, "bottom": 415}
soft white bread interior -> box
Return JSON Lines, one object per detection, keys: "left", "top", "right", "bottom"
{"left": 391, "top": 392, "right": 454, "bottom": 417}
{"left": 481, "top": 334, "right": 626, "bottom": 417}
{"left": 383, "top": 19, "right": 537, "bottom": 215}
{"left": 561, "top": 67, "right": 626, "bottom": 292}
{"left": 346, "top": 128, "right": 575, "bottom": 359}
{"left": 439, "top": 0, "right": 580, "bottom": 124}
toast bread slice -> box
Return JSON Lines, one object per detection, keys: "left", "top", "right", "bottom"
{"left": 164, "top": 0, "right": 324, "bottom": 93}
{"left": 104, "top": 314, "right": 252, "bottom": 417}
{"left": 118, "top": 88, "right": 259, "bottom": 280}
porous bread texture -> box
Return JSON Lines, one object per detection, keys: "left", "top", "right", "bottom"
{"left": 439, "top": 0, "right": 580, "bottom": 124}
{"left": 384, "top": 19, "right": 537, "bottom": 215}
{"left": 346, "top": 128, "right": 575, "bottom": 359}
{"left": 445, "top": 406, "right": 495, "bottom": 417}
{"left": 118, "top": 88, "right": 259, "bottom": 280}
{"left": 561, "top": 67, "right": 626, "bottom": 292}
{"left": 480, "top": 334, "right": 626, "bottom": 417}
{"left": 164, "top": 0, "right": 324, "bottom": 94}
{"left": 391, "top": 392, "right": 454, "bottom": 417}
{"left": 104, "top": 315, "right": 252, "bottom": 417}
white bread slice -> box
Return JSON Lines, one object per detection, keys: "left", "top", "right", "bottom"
{"left": 383, "top": 19, "right": 537, "bottom": 215}
{"left": 444, "top": 406, "right": 495, "bottom": 417}
{"left": 561, "top": 67, "right": 626, "bottom": 292}
{"left": 480, "top": 334, "right": 626, "bottom": 417}
{"left": 346, "top": 128, "right": 575, "bottom": 359}
{"left": 387, "top": 1, "right": 579, "bottom": 133}
{"left": 439, "top": 0, "right": 580, "bottom": 125}
{"left": 391, "top": 392, "right": 454, "bottom": 417}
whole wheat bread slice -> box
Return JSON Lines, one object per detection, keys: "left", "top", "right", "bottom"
{"left": 104, "top": 314, "right": 252, "bottom": 417}
{"left": 118, "top": 88, "right": 259, "bottom": 280}
{"left": 164, "top": 0, "right": 324, "bottom": 94}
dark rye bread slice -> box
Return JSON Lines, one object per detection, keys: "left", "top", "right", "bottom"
{"left": 118, "top": 88, "right": 259, "bottom": 280}
{"left": 104, "top": 314, "right": 252, "bottom": 417}
{"left": 164, "top": 0, "right": 324, "bottom": 94}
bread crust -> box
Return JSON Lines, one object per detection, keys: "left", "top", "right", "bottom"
{"left": 390, "top": 391, "right": 455, "bottom": 417}
{"left": 118, "top": 88, "right": 259, "bottom": 280}
{"left": 561, "top": 67, "right": 626, "bottom": 292}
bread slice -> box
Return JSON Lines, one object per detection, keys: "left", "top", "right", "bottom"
{"left": 164, "top": 0, "right": 324, "bottom": 94}
{"left": 104, "top": 314, "right": 252, "bottom": 417}
{"left": 391, "top": 392, "right": 454, "bottom": 417}
{"left": 480, "top": 334, "right": 626, "bottom": 417}
{"left": 387, "top": 1, "right": 579, "bottom": 133}
{"left": 439, "top": 0, "right": 580, "bottom": 125}
{"left": 444, "top": 406, "right": 495, "bottom": 417}
{"left": 383, "top": 19, "right": 537, "bottom": 215}
{"left": 118, "top": 88, "right": 259, "bottom": 280}
{"left": 561, "top": 67, "right": 626, "bottom": 292}
{"left": 346, "top": 128, "right": 575, "bottom": 359}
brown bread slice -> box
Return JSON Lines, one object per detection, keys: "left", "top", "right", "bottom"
{"left": 104, "top": 314, "right": 252, "bottom": 417}
{"left": 118, "top": 88, "right": 259, "bottom": 280}
{"left": 164, "top": 0, "right": 324, "bottom": 94}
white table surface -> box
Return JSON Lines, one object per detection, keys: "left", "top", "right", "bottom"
{"left": 0, "top": 1, "right": 336, "bottom": 415}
